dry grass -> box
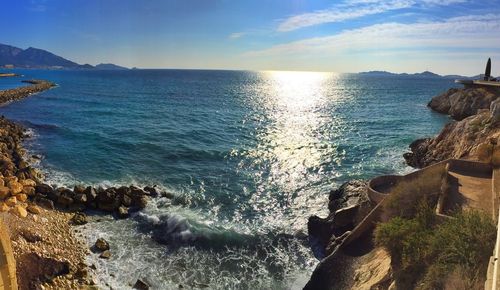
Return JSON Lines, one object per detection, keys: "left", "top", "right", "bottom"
{"left": 383, "top": 164, "right": 445, "bottom": 219}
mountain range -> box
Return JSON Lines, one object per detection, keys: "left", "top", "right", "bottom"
{"left": 0, "top": 43, "right": 128, "bottom": 70}
{"left": 358, "top": 70, "right": 486, "bottom": 79}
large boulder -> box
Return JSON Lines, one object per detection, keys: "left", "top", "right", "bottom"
{"left": 308, "top": 180, "right": 371, "bottom": 250}
{"left": 428, "top": 87, "right": 500, "bottom": 120}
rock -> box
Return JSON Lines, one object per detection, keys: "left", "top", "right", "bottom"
{"left": 404, "top": 111, "right": 500, "bottom": 168}
{"left": 491, "top": 98, "right": 500, "bottom": 122}
{"left": 20, "top": 229, "right": 43, "bottom": 242}
{"left": 16, "top": 253, "right": 70, "bottom": 289}
{"left": 117, "top": 206, "right": 129, "bottom": 218}
{"left": 35, "top": 197, "right": 54, "bottom": 209}
{"left": 35, "top": 183, "right": 54, "bottom": 195}
{"left": 144, "top": 186, "right": 159, "bottom": 197}
{"left": 16, "top": 193, "right": 28, "bottom": 202}
{"left": 133, "top": 279, "right": 150, "bottom": 290}
{"left": 0, "top": 202, "right": 9, "bottom": 212}
{"left": 26, "top": 204, "right": 42, "bottom": 214}
{"left": 94, "top": 238, "right": 110, "bottom": 251}
{"left": 428, "top": 87, "right": 500, "bottom": 120}
{"left": 8, "top": 181, "right": 23, "bottom": 195}
{"left": 121, "top": 194, "right": 132, "bottom": 207}
{"left": 0, "top": 185, "right": 9, "bottom": 198}
{"left": 99, "top": 250, "right": 111, "bottom": 259}
{"left": 5, "top": 196, "right": 16, "bottom": 206}
{"left": 57, "top": 194, "right": 74, "bottom": 206}
{"left": 12, "top": 205, "right": 28, "bottom": 217}
{"left": 308, "top": 180, "right": 371, "bottom": 250}
{"left": 74, "top": 185, "right": 86, "bottom": 194}
{"left": 74, "top": 193, "right": 88, "bottom": 204}
{"left": 71, "top": 212, "right": 88, "bottom": 225}
{"left": 135, "top": 195, "right": 148, "bottom": 209}
{"left": 22, "top": 186, "right": 35, "bottom": 196}
{"left": 20, "top": 179, "right": 36, "bottom": 187}
{"left": 84, "top": 186, "right": 97, "bottom": 202}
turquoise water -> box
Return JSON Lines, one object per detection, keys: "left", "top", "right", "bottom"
{"left": 0, "top": 69, "right": 454, "bottom": 289}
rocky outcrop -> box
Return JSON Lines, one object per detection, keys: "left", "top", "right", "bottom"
{"left": 308, "top": 180, "right": 372, "bottom": 253}
{"left": 428, "top": 87, "right": 500, "bottom": 120}
{"left": 404, "top": 110, "right": 500, "bottom": 168}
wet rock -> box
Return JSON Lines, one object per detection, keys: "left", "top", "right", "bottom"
{"left": 84, "top": 186, "right": 97, "bottom": 202}
{"left": 74, "top": 193, "right": 88, "bottom": 204}
{"left": 35, "top": 197, "right": 55, "bottom": 209}
{"left": 99, "top": 250, "right": 111, "bottom": 259}
{"left": 144, "top": 186, "right": 159, "bottom": 197}
{"left": 35, "top": 183, "right": 54, "bottom": 195}
{"left": 57, "top": 194, "right": 74, "bottom": 206}
{"left": 121, "top": 193, "right": 132, "bottom": 207}
{"left": 133, "top": 279, "right": 150, "bottom": 290}
{"left": 117, "top": 206, "right": 129, "bottom": 218}
{"left": 136, "top": 195, "right": 149, "bottom": 209}
{"left": 74, "top": 185, "right": 86, "bottom": 195}
{"left": 94, "top": 238, "right": 110, "bottom": 251}
{"left": 71, "top": 212, "right": 88, "bottom": 225}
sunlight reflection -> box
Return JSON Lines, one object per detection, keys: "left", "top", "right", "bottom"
{"left": 243, "top": 71, "right": 343, "bottom": 230}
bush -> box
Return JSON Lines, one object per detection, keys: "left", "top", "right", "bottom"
{"left": 375, "top": 204, "right": 495, "bottom": 290}
{"left": 383, "top": 165, "right": 445, "bottom": 219}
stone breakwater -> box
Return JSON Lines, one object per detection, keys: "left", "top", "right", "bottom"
{"left": 0, "top": 80, "right": 162, "bottom": 289}
{"left": 0, "top": 79, "right": 55, "bottom": 104}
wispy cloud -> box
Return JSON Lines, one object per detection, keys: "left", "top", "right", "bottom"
{"left": 247, "top": 14, "right": 500, "bottom": 56}
{"left": 229, "top": 32, "right": 245, "bottom": 39}
{"left": 28, "top": 0, "right": 48, "bottom": 12}
{"left": 277, "top": 0, "right": 468, "bottom": 32}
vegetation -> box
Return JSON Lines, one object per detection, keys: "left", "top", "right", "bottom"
{"left": 383, "top": 164, "right": 445, "bottom": 219}
{"left": 375, "top": 200, "right": 496, "bottom": 290}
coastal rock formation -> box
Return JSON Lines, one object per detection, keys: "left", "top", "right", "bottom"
{"left": 308, "top": 180, "right": 373, "bottom": 254}
{"left": 428, "top": 87, "right": 500, "bottom": 120}
{"left": 404, "top": 110, "right": 500, "bottom": 168}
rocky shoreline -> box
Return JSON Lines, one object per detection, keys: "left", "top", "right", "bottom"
{"left": 0, "top": 80, "right": 166, "bottom": 289}
{"left": 304, "top": 84, "right": 500, "bottom": 289}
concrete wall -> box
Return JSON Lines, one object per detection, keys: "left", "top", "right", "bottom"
{"left": 0, "top": 220, "right": 17, "bottom": 290}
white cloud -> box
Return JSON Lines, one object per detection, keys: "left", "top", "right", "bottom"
{"left": 229, "top": 32, "right": 245, "bottom": 39}
{"left": 277, "top": 0, "right": 468, "bottom": 32}
{"left": 247, "top": 14, "right": 500, "bottom": 57}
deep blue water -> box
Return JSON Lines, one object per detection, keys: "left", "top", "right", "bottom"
{"left": 0, "top": 69, "right": 455, "bottom": 289}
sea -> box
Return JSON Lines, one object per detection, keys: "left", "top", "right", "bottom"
{"left": 0, "top": 69, "right": 456, "bottom": 289}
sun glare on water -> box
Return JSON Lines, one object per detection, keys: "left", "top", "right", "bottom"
{"left": 243, "top": 70, "right": 343, "bottom": 230}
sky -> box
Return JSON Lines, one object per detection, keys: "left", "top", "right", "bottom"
{"left": 1, "top": 0, "right": 500, "bottom": 75}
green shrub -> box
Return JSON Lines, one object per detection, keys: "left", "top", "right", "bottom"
{"left": 375, "top": 204, "right": 495, "bottom": 290}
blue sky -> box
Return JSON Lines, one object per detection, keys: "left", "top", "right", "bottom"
{"left": 1, "top": 0, "right": 500, "bottom": 75}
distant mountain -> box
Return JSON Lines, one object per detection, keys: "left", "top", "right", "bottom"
{"left": 95, "top": 63, "right": 128, "bottom": 70}
{"left": 0, "top": 44, "right": 23, "bottom": 64}
{"left": 0, "top": 43, "right": 126, "bottom": 70}
{"left": 14, "top": 47, "right": 79, "bottom": 68}
{"left": 359, "top": 70, "right": 470, "bottom": 79}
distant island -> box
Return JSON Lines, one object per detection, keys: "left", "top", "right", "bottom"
{"left": 358, "top": 70, "right": 486, "bottom": 79}
{"left": 0, "top": 43, "right": 128, "bottom": 70}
